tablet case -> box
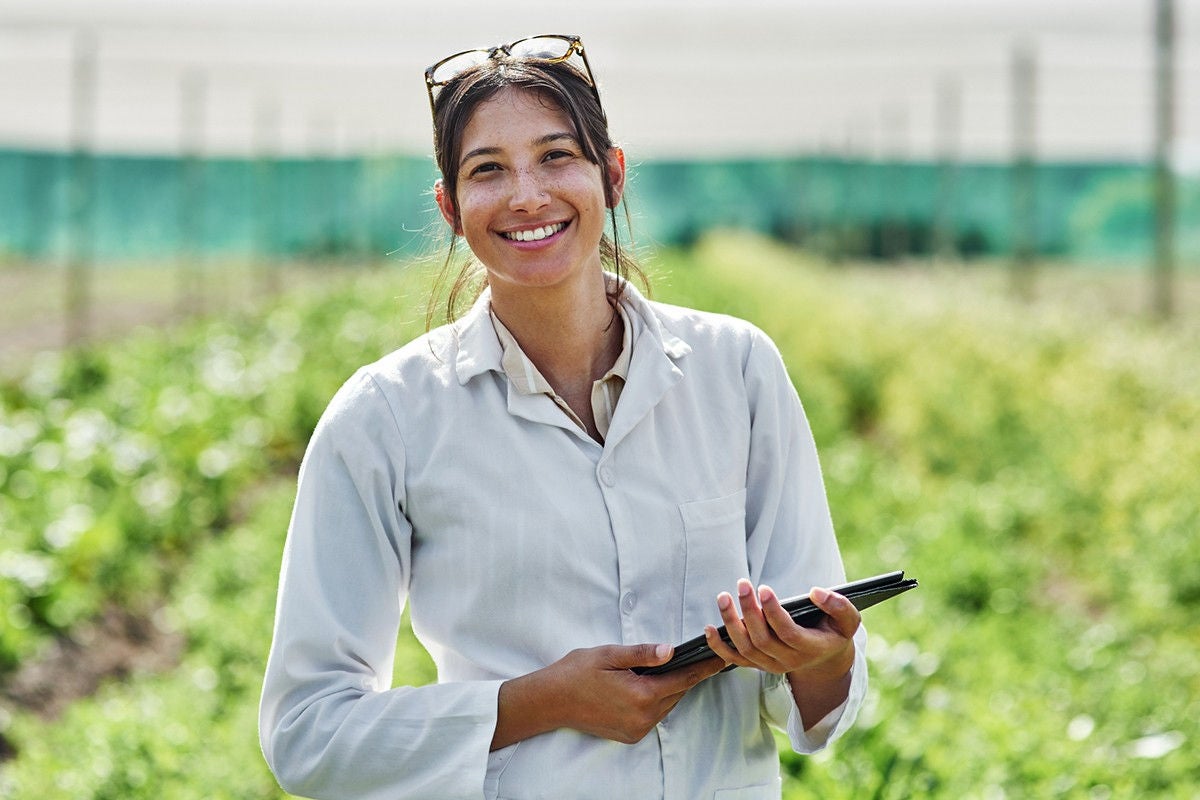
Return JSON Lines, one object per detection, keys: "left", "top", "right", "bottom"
{"left": 632, "top": 570, "right": 918, "bottom": 676}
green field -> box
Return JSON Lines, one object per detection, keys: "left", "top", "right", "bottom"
{"left": 1, "top": 235, "right": 1197, "bottom": 797}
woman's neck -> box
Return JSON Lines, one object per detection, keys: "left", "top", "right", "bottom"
{"left": 488, "top": 270, "right": 622, "bottom": 401}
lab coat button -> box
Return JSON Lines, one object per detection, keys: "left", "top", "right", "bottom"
{"left": 621, "top": 591, "right": 637, "bottom": 613}
{"left": 599, "top": 466, "right": 615, "bottom": 486}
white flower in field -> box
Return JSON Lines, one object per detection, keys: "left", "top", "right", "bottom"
{"left": 866, "top": 632, "right": 889, "bottom": 662}
{"left": 1118, "top": 660, "right": 1147, "bottom": 685}
{"left": 200, "top": 335, "right": 248, "bottom": 396}
{"left": 197, "top": 444, "right": 237, "bottom": 478}
{"left": 0, "top": 411, "right": 41, "bottom": 458}
{"left": 20, "top": 351, "right": 63, "bottom": 398}
{"left": 1128, "top": 731, "right": 1184, "bottom": 759}
{"left": 924, "top": 686, "right": 951, "bottom": 710}
{"left": 44, "top": 503, "right": 96, "bottom": 549}
{"left": 982, "top": 784, "right": 1006, "bottom": 800}
{"left": 30, "top": 440, "right": 63, "bottom": 472}
{"left": 155, "top": 386, "right": 195, "bottom": 427}
{"left": 235, "top": 417, "right": 268, "bottom": 448}
{"left": 64, "top": 408, "right": 114, "bottom": 460}
{"left": 134, "top": 473, "right": 182, "bottom": 516}
{"left": 875, "top": 534, "right": 908, "bottom": 565}
{"left": 338, "top": 309, "right": 378, "bottom": 345}
{"left": 267, "top": 339, "right": 303, "bottom": 375}
{"left": 888, "top": 639, "right": 920, "bottom": 670}
{"left": 110, "top": 432, "right": 156, "bottom": 475}
{"left": 0, "top": 425, "right": 19, "bottom": 460}
{"left": 1067, "top": 714, "right": 1095, "bottom": 741}
{"left": 913, "top": 650, "right": 940, "bottom": 677}
{"left": 0, "top": 550, "right": 56, "bottom": 592}
{"left": 192, "top": 665, "right": 219, "bottom": 692}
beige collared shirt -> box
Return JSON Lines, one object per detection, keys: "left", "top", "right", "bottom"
{"left": 489, "top": 303, "right": 633, "bottom": 441}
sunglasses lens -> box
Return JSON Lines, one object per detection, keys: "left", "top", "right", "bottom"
{"left": 509, "top": 36, "right": 574, "bottom": 61}
{"left": 430, "top": 50, "right": 493, "bottom": 85}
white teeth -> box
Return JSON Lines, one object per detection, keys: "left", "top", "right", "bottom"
{"left": 505, "top": 222, "right": 564, "bottom": 241}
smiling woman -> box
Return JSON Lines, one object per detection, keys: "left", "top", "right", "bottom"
{"left": 259, "top": 33, "right": 868, "bottom": 800}
{"left": 436, "top": 88, "right": 623, "bottom": 309}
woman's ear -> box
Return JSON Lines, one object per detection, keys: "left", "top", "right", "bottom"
{"left": 434, "top": 179, "right": 462, "bottom": 234}
{"left": 605, "top": 147, "right": 627, "bottom": 209}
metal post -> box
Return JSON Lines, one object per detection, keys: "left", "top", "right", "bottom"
{"left": 65, "top": 28, "right": 97, "bottom": 348}
{"left": 1152, "top": 0, "right": 1176, "bottom": 320}
{"left": 1011, "top": 40, "right": 1037, "bottom": 301}
{"left": 179, "top": 68, "right": 206, "bottom": 316}
{"left": 933, "top": 75, "right": 961, "bottom": 264}
{"left": 883, "top": 105, "right": 910, "bottom": 261}
{"left": 255, "top": 95, "right": 281, "bottom": 293}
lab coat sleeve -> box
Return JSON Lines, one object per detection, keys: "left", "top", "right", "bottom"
{"left": 739, "top": 328, "right": 868, "bottom": 753}
{"left": 259, "top": 370, "right": 501, "bottom": 800}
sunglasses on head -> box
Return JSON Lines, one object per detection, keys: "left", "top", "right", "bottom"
{"left": 424, "top": 34, "right": 601, "bottom": 117}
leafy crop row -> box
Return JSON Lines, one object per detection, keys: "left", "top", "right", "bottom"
{"left": 661, "top": 235, "right": 1200, "bottom": 797}
{"left": 0, "top": 268, "right": 431, "bottom": 672}
{"left": 2, "top": 237, "right": 1197, "bottom": 796}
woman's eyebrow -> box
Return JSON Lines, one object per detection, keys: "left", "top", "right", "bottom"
{"left": 461, "top": 145, "right": 501, "bottom": 165}
{"left": 461, "top": 132, "right": 579, "bottom": 166}
{"left": 534, "top": 132, "right": 577, "bottom": 147}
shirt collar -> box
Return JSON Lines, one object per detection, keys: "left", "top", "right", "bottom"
{"left": 488, "top": 303, "right": 634, "bottom": 397}
{"left": 452, "top": 274, "right": 691, "bottom": 386}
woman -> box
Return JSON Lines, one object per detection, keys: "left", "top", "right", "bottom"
{"left": 259, "top": 34, "right": 866, "bottom": 800}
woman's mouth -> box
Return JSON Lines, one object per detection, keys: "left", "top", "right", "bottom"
{"left": 501, "top": 221, "right": 568, "bottom": 242}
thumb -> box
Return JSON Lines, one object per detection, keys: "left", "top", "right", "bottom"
{"left": 604, "top": 643, "right": 673, "bottom": 669}
{"left": 810, "top": 587, "right": 861, "bottom": 639}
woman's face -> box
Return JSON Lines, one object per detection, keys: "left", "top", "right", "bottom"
{"left": 436, "top": 87, "right": 624, "bottom": 297}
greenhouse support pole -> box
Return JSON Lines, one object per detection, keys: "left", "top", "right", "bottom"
{"left": 1011, "top": 40, "right": 1038, "bottom": 302}
{"left": 65, "top": 28, "right": 97, "bottom": 349}
{"left": 1152, "top": 0, "right": 1177, "bottom": 320}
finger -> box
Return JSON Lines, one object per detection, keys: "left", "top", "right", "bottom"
{"left": 734, "top": 585, "right": 782, "bottom": 652}
{"left": 651, "top": 654, "right": 727, "bottom": 698}
{"left": 724, "top": 586, "right": 788, "bottom": 671}
{"left": 717, "top": 591, "right": 752, "bottom": 652}
{"left": 681, "top": 654, "right": 728, "bottom": 685}
{"left": 809, "top": 587, "right": 861, "bottom": 639}
{"left": 736, "top": 580, "right": 774, "bottom": 646}
{"left": 604, "top": 642, "right": 674, "bottom": 670}
{"left": 757, "top": 585, "right": 806, "bottom": 646}
{"left": 704, "top": 625, "right": 753, "bottom": 668}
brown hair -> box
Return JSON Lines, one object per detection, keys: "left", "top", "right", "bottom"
{"left": 426, "top": 56, "right": 646, "bottom": 328}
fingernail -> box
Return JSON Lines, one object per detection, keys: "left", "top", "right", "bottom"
{"left": 718, "top": 593, "right": 732, "bottom": 610}
{"left": 656, "top": 643, "right": 672, "bottom": 659}
{"left": 811, "top": 587, "right": 830, "bottom": 603}
{"left": 758, "top": 585, "right": 773, "bottom": 603}
{"left": 738, "top": 581, "right": 752, "bottom": 597}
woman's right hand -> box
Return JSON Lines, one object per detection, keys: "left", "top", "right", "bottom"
{"left": 491, "top": 643, "right": 726, "bottom": 749}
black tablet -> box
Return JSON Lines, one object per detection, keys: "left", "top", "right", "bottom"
{"left": 633, "top": 570, "right": 918, "bottom": 676}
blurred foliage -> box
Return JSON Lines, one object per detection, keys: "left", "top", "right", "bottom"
{"left": 1, "top": 235, "right": 1198, "bottom": 796}
{"left": 0, "top": 270, "right": 427, "bottom": 672}
{"left": 660, "top": 234, "right": 1200, "bottom": 798}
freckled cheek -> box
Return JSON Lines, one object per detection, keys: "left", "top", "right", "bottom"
{"left": 456, "top": 191, "right": 504, "bottom": 232}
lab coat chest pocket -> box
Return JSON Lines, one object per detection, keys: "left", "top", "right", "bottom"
{"left": 713, "top": 781, "right": 781, "bottom": 799}
{"left": 679, "top": 488, "right": 749, "bottom": 637}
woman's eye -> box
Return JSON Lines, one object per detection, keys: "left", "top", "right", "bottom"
{"left": 467, "top": 162, "right": 500, "bottom": 177}
{"left": 544, "top": 149, "right": 575, "bottom": 162}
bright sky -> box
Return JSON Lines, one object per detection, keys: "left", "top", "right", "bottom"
{"left": 1, "top": 0, "right": 1198, "bottom": 166}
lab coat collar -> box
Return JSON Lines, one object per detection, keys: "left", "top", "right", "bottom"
{"left": 452, "top": 276, "right": 692, "bottom": 388}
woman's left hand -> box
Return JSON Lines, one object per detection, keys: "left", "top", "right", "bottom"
{"left": 703, "top": 580, "right": 859, "bottom": 683}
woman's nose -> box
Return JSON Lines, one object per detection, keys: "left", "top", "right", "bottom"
{"left": 508, "top": 168, "right": 550, "bottom": 212}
